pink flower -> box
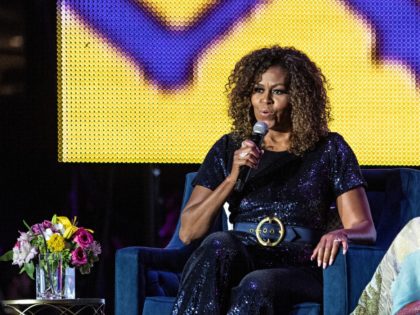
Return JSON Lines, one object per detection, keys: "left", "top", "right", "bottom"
{"left": 31, "top": 220, "right": 54, "bottom": 235}
{"left": 88, "top": 241, "right": 102, "bottom": 256}
{"left": 71, "top": 247, "right": 87, "bottom": 266}
{"left": 73, "top": 228, "right": 94, "bottom": 248}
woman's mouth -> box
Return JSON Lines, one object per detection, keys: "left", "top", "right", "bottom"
{"left": 259, "top": 110, "right": 274, "bottom": 117}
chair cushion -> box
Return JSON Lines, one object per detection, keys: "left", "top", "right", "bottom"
{"left": 290, "top": 302, "right": 321, "bottom": 315}
{"left": 142, "top": 297, "right": 320, "bottom": 315}
{"left": 142, "top": 296, "right": 176, "bottom": 315}
{"left": 146, "top": 270, "right": 181, "bottom": 297}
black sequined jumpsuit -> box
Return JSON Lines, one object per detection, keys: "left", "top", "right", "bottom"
{"left": 172, "top": 132, "right": 366, "bottom": 315}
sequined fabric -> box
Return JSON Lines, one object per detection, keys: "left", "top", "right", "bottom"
{"left": 172, "top": 132, "right": 366, "bottom": 314}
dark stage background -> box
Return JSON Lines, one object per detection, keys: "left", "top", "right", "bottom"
{"left": 0, "top": 1, "right": 198, "bottom": 313}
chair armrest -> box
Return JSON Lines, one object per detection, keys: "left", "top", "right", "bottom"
{"left": 323, "top": 244, "right": 386, "bottom": 315}
{"left": 115, "top": 245, "right": 195, "bottom": 315}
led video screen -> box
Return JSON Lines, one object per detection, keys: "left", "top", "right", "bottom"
{"left": 57, "top": 0, "right": 420, "bottom": 165}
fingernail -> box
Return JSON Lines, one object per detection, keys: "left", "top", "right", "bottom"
{"left": 343, "top": 249, "right": 347, "bottom": 255}
{"left": 317, "top": 260, "right": 321, "bottom": 267}
{"left": 323, "top": 262, "right": 327, "bottom": 269}
{"left": 329, "top": 258, "right": 333, "bottom": 266}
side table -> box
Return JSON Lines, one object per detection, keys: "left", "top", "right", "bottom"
{"left": 1, "top": 298, "right": 105, "bottom": 315}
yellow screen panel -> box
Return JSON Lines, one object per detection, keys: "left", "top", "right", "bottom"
{"left": 57, "top": 0, "right": 420, "bottom": 165}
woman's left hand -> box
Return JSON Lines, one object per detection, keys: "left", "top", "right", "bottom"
{"left": 310, "top": 230, "right": 348, "bottom": 269}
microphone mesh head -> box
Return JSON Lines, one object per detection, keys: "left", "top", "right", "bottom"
{"left": 253, "top": 121, "right": 268, "bottom": 135}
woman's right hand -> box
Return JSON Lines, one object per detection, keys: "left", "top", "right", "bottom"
{"left": 231, "top": 140, "right": 264, "bottom": 179}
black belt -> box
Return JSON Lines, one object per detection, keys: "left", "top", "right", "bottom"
{"left": 234, "top": 217, "right": 322, "bottom": 247}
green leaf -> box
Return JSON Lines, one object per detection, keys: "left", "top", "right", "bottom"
{"left": 24, "top": 262, "right": 35, "bottom": 280}
{"left": 52, "top": 214, "right": 57, "bottom": 224}
{"left": 0, "top": 250, "right": 13, "bottom": 261}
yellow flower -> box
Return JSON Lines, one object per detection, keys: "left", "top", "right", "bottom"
{"left": 56, "top": 216, "right": 78, "bottom": 239}
{"left": 47, "top": 233, "right": 65, "bottom": 252}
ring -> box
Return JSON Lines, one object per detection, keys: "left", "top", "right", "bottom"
{"left": 239, "top": 152, "right": 249, "bottom": 159}
{"left": 333, "top": 238, "right": 342, "bottom": 242}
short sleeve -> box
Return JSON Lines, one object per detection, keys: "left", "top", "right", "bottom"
{"left": 192, "top": 134, "right": 233, "bottom": 190}
{"left": 329, "top": 133, "right": 367, "bottom": 197}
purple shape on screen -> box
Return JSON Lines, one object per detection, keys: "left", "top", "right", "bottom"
{"left": 344, "top": 0, "right": 420, "bottom": 84}
{"left": 62, "top": 0, "right": 261, "bottom": 89}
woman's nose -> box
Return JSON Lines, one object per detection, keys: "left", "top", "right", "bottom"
{"left": 262, "top": 92, "right": 273, "bottom": 103}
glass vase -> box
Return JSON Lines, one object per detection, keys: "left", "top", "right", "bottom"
{"left": 36, "top": 253, "right": 76, "bottom": 299}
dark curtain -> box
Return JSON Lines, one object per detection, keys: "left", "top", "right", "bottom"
{"left": 0, "top": 1, "right": 199, "bottom": 313}
{"left": 0, "top": 1, "right": 157, "bottom": 313}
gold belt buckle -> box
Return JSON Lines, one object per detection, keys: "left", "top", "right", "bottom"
{"left": 255, "top": 216, "right": 285, "bottom": 247}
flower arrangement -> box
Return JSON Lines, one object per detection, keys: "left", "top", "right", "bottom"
{"left": 0, "top": 214, "right": 101, "bottom": 279}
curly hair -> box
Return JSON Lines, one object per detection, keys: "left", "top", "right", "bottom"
{"left": 226, "top": 45, "right": 331, "bottom": 156}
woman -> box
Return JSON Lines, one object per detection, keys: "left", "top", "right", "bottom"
{"left": 172, "top": 46, "right": 376, "bottom": 314}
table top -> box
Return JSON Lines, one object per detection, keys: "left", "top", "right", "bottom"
{"left": 2, "top": 298, "right": 105, "bottom": 305}
{"left": 2, "top": 298, "right": 106, "bottom": 315}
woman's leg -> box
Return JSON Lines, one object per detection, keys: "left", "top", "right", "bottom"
{"left": 228, "top": 267, "right": 322, "bottom": 315}
{"left": 172, "top": 231, "right": 254, "bottom": 315}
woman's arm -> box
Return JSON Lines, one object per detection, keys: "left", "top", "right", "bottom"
{"left": 310, "top": 186, "right": 377, "bottom": 268}
{"left": 179, "top": 140, "right": 262, "bottom": 244}
{"left": 179, "top": 179, "right": 235, "bottom": 244}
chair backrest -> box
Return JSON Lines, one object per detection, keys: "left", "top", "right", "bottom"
{"left": 362, "top": 168, "right": 420, "bottom": 248}
{"left": 165, "top": 172, "right": 197, "bottom": 249}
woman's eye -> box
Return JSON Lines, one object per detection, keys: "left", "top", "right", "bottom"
{"left": 273, "top": 89, "right": 287, "bottom": 95}
{"left": 253, "top": 87, "right": 264, "bottom": 93}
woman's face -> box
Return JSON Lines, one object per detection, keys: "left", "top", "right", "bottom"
{"left": 250, "top": 66, "right": 290, "bottom": 130}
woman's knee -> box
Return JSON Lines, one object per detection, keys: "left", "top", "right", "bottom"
{"left": 195, "top": 231, "right": 253, "bottom": 266}
{"left": 201, "top": 231, "right": 239, "bottom": 252}
{"left": 236, "top": 270, "right": 277, "bottom": 295}
{"left": 234, "top": 268, "right": 322, "bottom": 303}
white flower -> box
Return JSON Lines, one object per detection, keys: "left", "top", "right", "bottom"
{"left": 12, "top": 246, "right": 24, "bottom": 267}
{"left": 43, "top": 228, "right": 53, "bottom": 241}
{"left": 12, "top": 232, "right": 38, "bottom": 267}
{"left": 17, "top": 231, "right": 31, "bottom": 243}
{"left": 54, "top": 223, "right": 64, "bottom": 234}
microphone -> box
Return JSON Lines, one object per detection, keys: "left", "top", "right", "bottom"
{"left": 234, "top": 121, "right": 268, "bottom": 193}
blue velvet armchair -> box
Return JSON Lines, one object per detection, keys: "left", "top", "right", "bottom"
{"left": 115, "top": 168, "right": 420, "bottom": 315}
